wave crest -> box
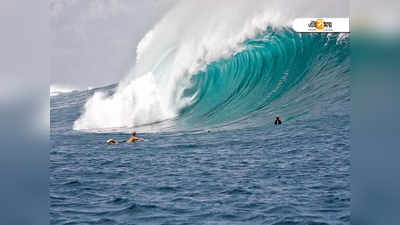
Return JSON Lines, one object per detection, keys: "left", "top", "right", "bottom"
{"left": 73, "top": 0, "right": 349, "bottom": 132}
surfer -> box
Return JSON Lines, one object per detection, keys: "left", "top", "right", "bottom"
{"left": 106, "top": 139, "right": 118, "bottom": 144}
{"left": 106, "top": 132, "right": 144, "bottom": 144}
{"left": 274, "top": 115, "right": 282, "bottom": 125}
{"left": 126, "top": 132, "right": 145, "bottom": 143}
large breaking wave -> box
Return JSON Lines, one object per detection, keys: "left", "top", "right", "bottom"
{"left": 72, "top": 0, "right": 349, "bottom": 132}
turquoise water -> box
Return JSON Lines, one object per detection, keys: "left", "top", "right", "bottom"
{"left": 51, "top": 29, "right": 350, "bottom": 224}
{"left": 179, "top": 29, "right": 349, "bottom": 130}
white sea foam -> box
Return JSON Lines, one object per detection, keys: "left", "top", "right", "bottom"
{"left": 73, "top": 0, "right": 347, "bottom": 131}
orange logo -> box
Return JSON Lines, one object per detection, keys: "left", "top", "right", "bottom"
{"left": 315, "top": 19, "right": 325, "bottom": 30}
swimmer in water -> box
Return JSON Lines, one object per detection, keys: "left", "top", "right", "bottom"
{"left": 274, "top": 115, "right": 282, "bottom": 125}
{"left": 106, "top": 131, "right": 144, "bottom": 144}
{"left": 106, "top": 138, "right": 118, "bottom": 144}
{"left": 126, "top": 132, "right": 145, "bottom": 143}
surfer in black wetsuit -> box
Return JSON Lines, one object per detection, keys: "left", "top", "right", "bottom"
{"left": 274, "top": 115, "right": 282, "bottom": 125}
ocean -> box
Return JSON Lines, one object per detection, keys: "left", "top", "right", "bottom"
{"left": 51, "top": 24, "right": 350, "bottom": 225}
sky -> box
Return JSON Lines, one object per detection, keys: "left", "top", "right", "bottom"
{"left": 50, "top": 0, "right": 176, "bottom": 90}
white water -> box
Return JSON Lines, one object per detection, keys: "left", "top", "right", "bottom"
{"left": 73, "top": 0, "right": 347, "bottom": 131}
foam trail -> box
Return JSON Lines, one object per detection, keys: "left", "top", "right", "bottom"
{"left": 74, "top": 0, "right": 347, "bottom": 131}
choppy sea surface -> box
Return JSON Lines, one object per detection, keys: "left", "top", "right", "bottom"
{"left": 51, "top": 30, "right": 350, "bottom": 224}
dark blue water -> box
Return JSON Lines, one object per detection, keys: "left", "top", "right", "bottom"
{"left": 50, "top": 30, "right": 350, "bottom": 224}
